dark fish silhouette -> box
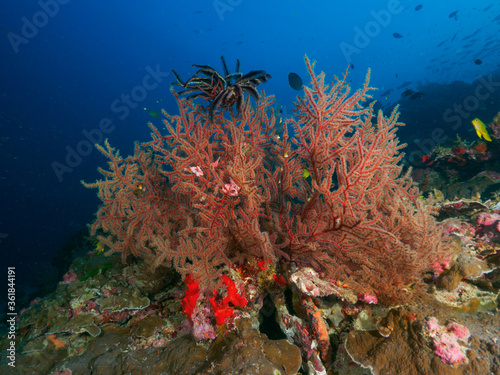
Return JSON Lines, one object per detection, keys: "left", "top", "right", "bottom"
{"left": 449, "top": 10, "right": 458, "bottom": 20}
{"left": 474, "top": 59, "right": 483, "bottom": 65}
{"left": 393, "top": 32, "right": 404, "bottom": 38}
{"left": 401, "top": 88, "right": 414, "bottom": 98}
{"left": 380, "top": 89, "right": 393, "bottom": 96}
{"left": 462, "top": 29, "right": 481, "bottom": 40}
{"left": 288, "top": 72, "right": 303, "bottom": 90}
{"left": 397, "top": 81, "right": 412, "bottom": 89}
{"left": 410, "top": 91, "right": 424, "bottom": 100}
{"left": 415, "top": 4, "right": 422, "bottom": 11}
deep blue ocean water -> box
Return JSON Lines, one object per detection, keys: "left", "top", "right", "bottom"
{"left": 1, "top": 0, "right": 500, "bottom": 308}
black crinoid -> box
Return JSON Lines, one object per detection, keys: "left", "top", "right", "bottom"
{"left": 171, "top": 56, "right": 271, "bottom": 118}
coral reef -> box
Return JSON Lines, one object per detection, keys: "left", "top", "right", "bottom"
{"left": 412, "top": 112, "right": 500, "bottom": 201}
{"left": 83, "top": 56, "right": 449, "bottom": 306}
{"left": 343, "top": 307, "right": 498, "bottom": 375}
{"left": 3, "top": 58, "right": 500, "bottom": 375}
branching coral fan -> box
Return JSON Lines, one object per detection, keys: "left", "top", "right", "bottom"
{"left": 83, "top": 56, "right": 449, "bottom": 304}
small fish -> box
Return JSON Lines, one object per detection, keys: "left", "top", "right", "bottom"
{"left": 302, "top": 169, "right": 311, "bottom": 178}
{"left": 133, "top": 183, "right": 146, "bottom": 197}
{"left": 415, "top": 4, "right": 422, "bottom": 11}
{"left": 410, "top": 91, "right": 424, "bottom": 100}
{"left": 401, "top": 88, "right": 414, "bottom": 97}
{"left": 95, "top": 241, "right": 106, "bottom": 255}
{"left": 472, "top": 118, "right": 492, "bottom": 141}
{"left": 349, "top": 63, "right": 354, "bottom": 69}
{"left": 462, "top": 29, "right": 481, "bottom": 40}
{"left": 449, "top": 10, "right": 458, "bottom": 20}
{"left": 397, "top": 81, "right": 412, "bottom": 89}
{"left": 288, "top": 72, "right": 303, "bottom": 90}
{"left": 474, "top": 59, "right": 483, "bottom": 65}
{"left": 380, "top": 89, "right": 393, "bottom": 96}
{"left": 148, "top": 110, "right": 160, "bottom": 118}
{"left": 393, "top": 32, "right": 403, "bottom": 39}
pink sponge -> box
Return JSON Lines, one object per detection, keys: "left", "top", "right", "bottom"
{"left": 446, "top": 322, "right": 470, "bottom": 341}
{"left": 424, "top": 317, "right": 469, "bottom": 365}
{"left": 476, "top": 213, "right": 500, "bottom": 226}
{"left": 433, "top": 333, "right": 467, "bottom": 364}
{"left": 425, "top": 317, "right": 441, "bottom": 334}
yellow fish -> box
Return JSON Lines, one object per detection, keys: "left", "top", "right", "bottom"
{"left": 95, "top": 241, "right": 106, "bottom": 255}
{"left": 302, "top": 169, "right": 310, "bottom": 178}
{"left": 472, "top": 118, "right": 492, "bottom": 141}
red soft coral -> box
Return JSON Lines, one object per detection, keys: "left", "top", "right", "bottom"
{"left": 181, "top": 274, "right": 200, "bottom": 319}
{"left": 221, "top": 275, "right": 247, "bottom": 308}
{"left": 210, "top": 276, "right": 247, "bottom": 326}
{"left": 210, "top": 291, "right": 234, "bottom": 326}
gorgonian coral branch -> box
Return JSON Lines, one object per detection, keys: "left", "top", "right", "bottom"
{"left": 84, "top": 56, "right": 450, "bottom": 304}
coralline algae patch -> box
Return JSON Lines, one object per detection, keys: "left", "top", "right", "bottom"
{"left": 423, "top": 317, "right": 470, "bottom": 365}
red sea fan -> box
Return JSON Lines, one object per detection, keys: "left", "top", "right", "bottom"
{"left": 267, "top": 56, "right": 449, "bottom": 303}
{"left": 83, "top": 56, "right": 450, "bottom": 304}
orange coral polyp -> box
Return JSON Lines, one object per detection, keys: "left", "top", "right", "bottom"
{"left": 47, "top": 334, "right": 65, "bottom": 349}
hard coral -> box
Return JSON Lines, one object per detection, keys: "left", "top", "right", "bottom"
{"left": 203, "top": 318, "right": 302, "bottom": 375}
{"left": 437, "top": 252, "right": 489, "bottom": 291}
{"left": 346, "top": 309, "right": 473, "bottom": 374}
